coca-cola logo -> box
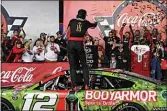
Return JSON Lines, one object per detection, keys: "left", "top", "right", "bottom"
{"left": 94, "top": 0, "right": 166, "bottom": 37}
{"left": 52, "top": 67, "right": 63, "bottom": 74}
{"left": 1, "top": 67, "right": 35, "bottom": 83}
{"left": 117, "top": 12, "right": 164, "bottom": 27}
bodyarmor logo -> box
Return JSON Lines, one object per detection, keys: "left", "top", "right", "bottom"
{"left": 1, "top": 5, "right": 27, "bottom": 37}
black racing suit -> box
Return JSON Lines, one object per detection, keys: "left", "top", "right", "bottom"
{"left": 67, "top": 18, "right": 97, "bottom": 88}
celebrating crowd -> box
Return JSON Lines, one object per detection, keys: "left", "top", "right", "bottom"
{"left": 1, "top": 27, "right": 68, "bottom": 63}
{"left": 1, "top": 23, "right": 167, "bottom": 81}
{"left": 102, "top": 23, "right": 167, "bottom": 82}
{"left": 82, "top": 23, "right": 167, "bottom": 81}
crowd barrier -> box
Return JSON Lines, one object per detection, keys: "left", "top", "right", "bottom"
{"left": 1, "top": 62, "right": 69, "bottom": 87}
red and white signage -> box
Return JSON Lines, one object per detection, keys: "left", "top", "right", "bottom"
{"left": 64, "top": 1, "right": 166, "bottom": 47}
{"left": 131, "top": 45, "right": 150, "bottom": 77}
{"left": 85, "top": 90, "right": 157, "bottom": 106}
{"left": 1, "top": 62, "right": 69, "bottom": 86}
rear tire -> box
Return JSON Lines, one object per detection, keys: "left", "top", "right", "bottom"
{"left": 1, "top": 98, "right": 15, "bottom": 111}
{"left": 113, "top": 102, "right": 146, "bottom": 111}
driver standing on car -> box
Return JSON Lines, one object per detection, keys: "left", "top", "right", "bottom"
{"left": 66, "top": 9, "right": 97, "bottom": 90}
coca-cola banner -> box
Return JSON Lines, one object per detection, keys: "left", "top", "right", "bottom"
{"left": 64, "top": 0, "right": 167, "bottom": 46}
{"left": 1, "top": 62, "right": 69, "bottom": 86}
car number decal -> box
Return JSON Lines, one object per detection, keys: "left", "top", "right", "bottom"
{"left": 22, "top": 93, "right": 58, "bottom": 111}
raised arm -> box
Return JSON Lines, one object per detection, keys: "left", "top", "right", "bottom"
{"left": 19, "top": 27, "right": 26, "bottom": 39}
{"left": 143, "top": 26, "right": 153, "bottom": 45}
{"left": 119, "top": 23, "right": 126, "bottom": 40}
{"left": 129, "top": 24, "right": 135, "bottom": 41}
{"left": 12, "top": 47, "right": 26, "bottom": 54}
{"left": 44, "top": 35, "right": 49, "bottom": 46}
{"left": 65, "top": 20, "right": 72, "bottom": 39}
{"left": 87, "top": 21, "right": 98, "bottom": 29}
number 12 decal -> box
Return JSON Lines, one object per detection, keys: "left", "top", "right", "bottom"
{"left": 22, "top": 93, "right": 58, "bottom": 111}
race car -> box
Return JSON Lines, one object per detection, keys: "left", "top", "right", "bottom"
{"left": 1, "top": 69, "right": 167, "bottom": 111}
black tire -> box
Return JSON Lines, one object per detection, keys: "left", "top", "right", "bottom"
{"left": 113, "top": 102, "right": 146, "bottom": 111}
{"left": 1, "top": 98, "right": 15, "bottom": 111}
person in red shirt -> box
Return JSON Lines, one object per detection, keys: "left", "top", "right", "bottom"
{"left": 1, "top": 32, "right": 12, "bottom": 61}
{"left": 6, "top": 41, "right": 27, "bottom": 62}
{"left": 11, "top": 27, "right": 26, "bottom": 46}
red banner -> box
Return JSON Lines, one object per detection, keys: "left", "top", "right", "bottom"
{"left": 64, "top": 1, "right": 167, "bottom": 48}
{"left": 1, "top": 62, "right": 69, "bottom": 87}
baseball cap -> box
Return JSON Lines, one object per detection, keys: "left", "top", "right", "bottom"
{"left": 109, "top": 29, "right": 116, "bottom": 33}
{"left": 50, "top": 35, "right": 55, "bottom": 38}
{"left": 40, "top": 33, "right": 47, "bottom": 37}
{"left": 77, "top": 9, "right": 87, "bottom": 19}
{"left": 15, "top": 40, "right": 22, "bottom": 44}
{"left": 118, "top": 41, "right": 123, "bottom": 44}
{"left": 94, "top": 37, "right": 100, "bottom": 41}
{"left": 111, "top": 53, "right": 116, "bottom": 57}
{"left": 56, "top": 31, "right": 62, "bottom": 35}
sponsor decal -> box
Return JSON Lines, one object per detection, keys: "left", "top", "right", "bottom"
{"left": 131, "top": 45, "right": 150, "bottom": 55}
{"left": 152, "top": 107, "right": 167, "bottom": 111}
{"left": 131, "top": 45, "right": 150, "bottom": 62}
{"left": 161, "top": 91, "right": 167, "bottom": 100}
{"left": 1, "top": 67, "right": 35, "bottom": 83}
{"left": 52, "top": 66, "right": 63, "bottom": 74}
{"left": 1, "top": 62, "right": 69, "bottom": 86}
{"left": 85, "top": 90, "right": 157, "bottom": 106}
{"left": 117, "top": 12, "right": 165, "bottom": 27}
{"left": 22, "top": 93, "right": 58, "bottom": 111}
{"left": 94, "top": 0, "right": 167, "bottom": 37}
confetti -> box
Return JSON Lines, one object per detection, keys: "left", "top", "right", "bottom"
{"left": 147, "top": 5, "right": 151, "bottom": 9}
{"left": 140, "top": 11, "right": 143, "bottom": 14}
{"left": 159, "top": 1, "right": 165, "bottom": 4}
{"left": 125, "top": 3, "right": 129, "bottom": 6}
{"left": 132, "top": 2, "right": 139, "bottom": 9}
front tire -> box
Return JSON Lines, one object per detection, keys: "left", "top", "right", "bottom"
{"left": 1, "top": 98, "right": 15, "bottom": 111}
{"left": 113, "top": 102, "right": 146, "bottom": 111}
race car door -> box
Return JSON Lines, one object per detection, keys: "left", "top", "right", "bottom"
{"left": 21, "top": 73, "right": 72, "bottom": 111}
{"left": 76, "top": 73, "right": 135, "bottom": 111}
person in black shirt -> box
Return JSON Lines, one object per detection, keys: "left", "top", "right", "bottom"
{"left": 140, "top": 36, "right": 150, "bottom": 46}
{"left": 130, "top": 26, "right": 141, "bottom": 45}
{"left": 104, "top": 30, "right": 120, "bottom": 63}
{"left": 66, "top": 9, "right": 97, "bottom": 90}
{"left": 119, "top": 23, "right": 133, "bottom": 53}
{"left": 151, "top": 28, "right": 159, "bottom": 45}
{"left": 55, "top": 31, "right": 67, "bottom": 62}
{"left": 115, "top": 41, "right": 129, "bottom": 70}
{"left": 151, "top": 43, "right": 163, "bottom": 80}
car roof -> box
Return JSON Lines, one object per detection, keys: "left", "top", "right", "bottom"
{"left": 42, "top": 68, "right": 164, "bottom": 85}
{"left": 91, "top": 68, "right": 163, "bottom": 85}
